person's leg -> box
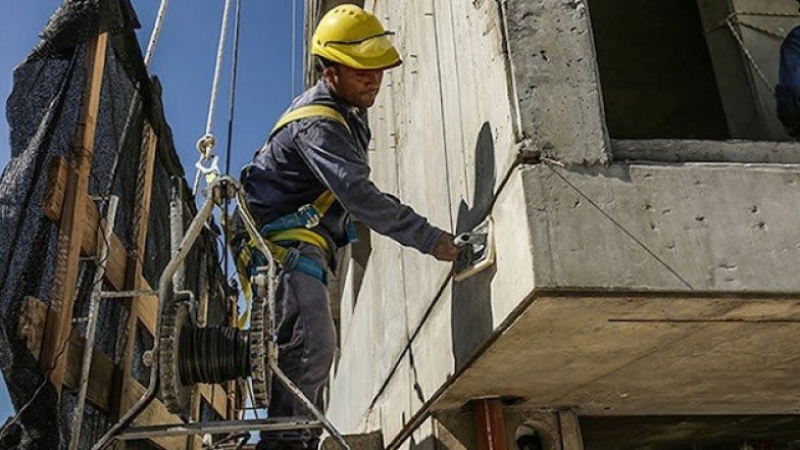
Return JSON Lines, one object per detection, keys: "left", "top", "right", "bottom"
{"left": 258, "top": 244, "right": 336, "bottom": 449}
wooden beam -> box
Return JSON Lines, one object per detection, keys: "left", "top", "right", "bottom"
{"left": 133, "top": 124, "right": 158, "bottom": 257}
{"left": 199, "top": 384, "right": 229, "bottom": 419}
{"left": 43, "top": 167, "right": 135, "bottom": 302}
{"left": 125, "top": 375, "right": 188, "bottom": 450}
{"left": 43, "top": 156, "right": 68, "bottom": 221}
{"left": 41, "top": 32, "right": 109, "bottom": 394}
{"left": 19, "top": 297, "right": 113, "bottom": 411}
{"left": 112, "top": 122, "right": 162, "bottom": 450}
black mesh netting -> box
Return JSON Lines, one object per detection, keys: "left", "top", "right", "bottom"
{"left": 0, "top": 0, "right": 230, "bottom": 448}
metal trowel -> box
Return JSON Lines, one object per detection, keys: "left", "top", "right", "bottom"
{"left": 453, "top": 216, "right": 495, "bottom": 281}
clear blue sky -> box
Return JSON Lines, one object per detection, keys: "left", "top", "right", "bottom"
{"left": 0, "top": 0, "right": 306, "bottom": 426}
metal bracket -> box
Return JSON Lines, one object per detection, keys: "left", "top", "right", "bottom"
{"left": 453, "top": 216, "right": 496, "bottom": 282}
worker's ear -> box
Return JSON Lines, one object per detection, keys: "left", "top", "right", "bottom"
{"left": 322, "top": 65, "right": 337, "bottom": 80}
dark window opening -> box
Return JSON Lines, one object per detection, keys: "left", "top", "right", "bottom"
{"left": 589, "top": 0, "right": 731, "bottom": 140}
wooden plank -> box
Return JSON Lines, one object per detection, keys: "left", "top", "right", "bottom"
{"left": 64, "top": 329, "right": 114, "bottom": 412}
{"left": 43, "top": 172, "right": 128, "bottom": 291}
{"left": 113, "top": 121, "right": 168, "bottom": 450}
{"left": 133, "top": 124, "right": 158, "bottom": 256}
{"left": 43, "top": 156, "right": 68, "bottom": 221}
{"left": 18, "top": 297, "right": 48, "bottom": 362}
{"left": 41, "top": 32, "right": 109, "bottom": 394}
{"left": 125, "top": 378, "right": 187, "bottom": 450}
{"left": 18, "top": 297, "right": 113, "bottom": 411}
{"left": 200, "top": 384, "right": 229, "bottom": 419}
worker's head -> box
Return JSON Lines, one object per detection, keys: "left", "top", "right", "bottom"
{"left": 312, "top": 4, "right": 401, "bottom": 108}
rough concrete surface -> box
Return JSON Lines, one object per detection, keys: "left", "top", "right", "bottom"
{"left": 440, "top": 295, "right": 800, "bottom": 416}
{"left": 523, "top": 163, "right": 800, "bottom": 291}
{"left": 321, "top": 0, "right": 800, "bottom": 447}
{"left": 505, "top": 0, "right": 609, "bottom": 165}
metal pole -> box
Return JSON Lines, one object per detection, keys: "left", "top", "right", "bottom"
{"left": 69, "top": 195, "right": 119, "bottom": 450}
{"left": 117, "top": 417, "right": 322, "bottom": 440}
{"left": 269, "top": 362, "right": 350, "bottom": 450}
{"left": 474, "top": 398, "right": 508, "bottom": 450}
{"left": 91, "top": 187, "right": 218, "bottom": 450}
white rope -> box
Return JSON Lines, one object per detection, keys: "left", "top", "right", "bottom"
{"left": 291, "top": 0, "right": 297, "bottom": 97}
{"left": 202, "top": 0, "right": 235, "bottom": 155}
{"left": 143, "top": 0, "right": 171, "bottom": 68}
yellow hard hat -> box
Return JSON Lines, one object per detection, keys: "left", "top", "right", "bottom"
{"left": 312, "top": 4, "right": 402, "bottom": 70}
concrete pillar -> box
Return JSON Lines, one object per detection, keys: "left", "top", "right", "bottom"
{"left": 503, "top": 0, "right": 610, "bottom": 166}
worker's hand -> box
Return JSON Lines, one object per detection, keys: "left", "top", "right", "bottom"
{"left": 431, "top": 232, "right": 460, "bottom": 262}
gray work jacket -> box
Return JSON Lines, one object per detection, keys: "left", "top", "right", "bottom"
{"left": 240, "top": 80, "right": 445, "bottom": 258}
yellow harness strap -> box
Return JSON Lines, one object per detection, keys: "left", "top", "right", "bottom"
{"left": 270, "top": 104, "right": 351, "bottom": 137}
{"left": 234, "top": 106, "right": 347, "bottom": 328}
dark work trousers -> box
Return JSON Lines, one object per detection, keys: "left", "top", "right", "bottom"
{"left": 258, "top": 243, "right": 336, "bottom": 450}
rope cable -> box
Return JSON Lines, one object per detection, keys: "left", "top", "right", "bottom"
{"left": 143, "top": 0, "right": 171, "bottom": 68}
{"left": 225, "top": 0, "right": 243, "bottom": 178}
{"left": 203, "top": 0, "right": 235, "bottom": 152}
{"left": 291, "top": 0, "right": 297, "bottom": 97}
{"left": 222, "top": 0, "right": 244, "bottom": 305}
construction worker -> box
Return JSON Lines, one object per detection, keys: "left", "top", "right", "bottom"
{"left": 237, "top": 4, "right": 460, "bottom": 449}
{"left": 776, "top": 0, "right": 800, "bottom": 138}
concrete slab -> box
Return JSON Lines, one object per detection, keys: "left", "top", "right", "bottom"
{"left": 439, "top": 295, "right": 800, "bottom": 415}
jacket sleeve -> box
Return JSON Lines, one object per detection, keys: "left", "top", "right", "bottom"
{"left": 292, "top": 118, "right": 445, "bottom": 255}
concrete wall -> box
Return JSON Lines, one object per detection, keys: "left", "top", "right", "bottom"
{"left": 315, "top": 0, "right": 800, "bottom": 448}
{"left": 325, "top": 0, "right": 518, "bottom": 434}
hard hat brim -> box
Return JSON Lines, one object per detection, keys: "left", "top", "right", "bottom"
{"left": 315, "top": 35, "right": 402, "bottom": 70}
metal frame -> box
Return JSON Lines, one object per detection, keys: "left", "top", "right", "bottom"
{"left": 68, "top": 196, "right": 119, "bottom": 450}
{"left": 92, "top": 176, "right": 351, "bottom": 450}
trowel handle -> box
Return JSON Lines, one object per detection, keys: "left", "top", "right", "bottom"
{"left": 453, "top": 232, "right": 476, "bottom": 248}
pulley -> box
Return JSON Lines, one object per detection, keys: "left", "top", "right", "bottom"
{"left": 158, "top": 287, "right": 270, "bottom": 414}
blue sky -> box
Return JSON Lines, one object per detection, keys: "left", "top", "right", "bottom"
{"left": 0, "top": 0, "right": 306, "bottom": 428}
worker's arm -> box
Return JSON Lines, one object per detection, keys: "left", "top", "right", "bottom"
{"left": 293, "top": 119, "right": 457, "bottom": 260}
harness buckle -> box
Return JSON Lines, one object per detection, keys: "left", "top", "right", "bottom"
{"left": 297, "top": 204, "right": 321, "bottom": 229}
{"left": 283, "top": 247, "right": 302, "bottom": 271}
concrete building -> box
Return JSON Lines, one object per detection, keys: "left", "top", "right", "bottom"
{"left": 308, "top": 1, "right": 800, "bottom": 449}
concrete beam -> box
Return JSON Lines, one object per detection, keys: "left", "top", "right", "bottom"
{"left": 504, "top": 0, "right": 610, "bottom": 165}
{"left": 523, "top": 163, "right": 800, "bottom": 291}
{"left": 441, "top": 294, "right": 800, "bottom": 415}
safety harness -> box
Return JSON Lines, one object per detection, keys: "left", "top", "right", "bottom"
{"left": 233, "top": 104, "right": 352, "bottom": 320}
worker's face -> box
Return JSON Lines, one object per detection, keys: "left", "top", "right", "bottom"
{"left": 325, "top": 64, "right": 384, "bottom": 108}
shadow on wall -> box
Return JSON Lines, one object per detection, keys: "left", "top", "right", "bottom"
{"left": 451, "top": 122, "right": 497, "bottom": 370}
